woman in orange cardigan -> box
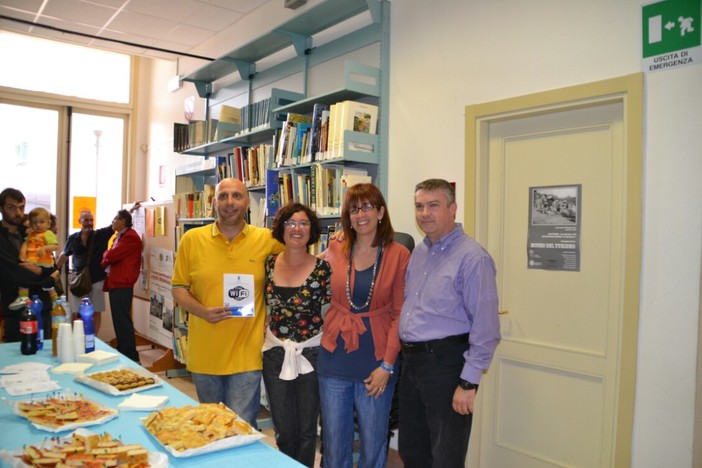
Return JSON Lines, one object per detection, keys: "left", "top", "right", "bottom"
{"left": 318, "top": 183, "right": 410, "bottom": 468}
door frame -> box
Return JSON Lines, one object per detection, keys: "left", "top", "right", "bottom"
{"left": 464, "top": 74, "right": 643, "bottom": 467}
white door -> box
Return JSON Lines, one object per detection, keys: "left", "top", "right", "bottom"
{"left": 469, "top": 78, "right": 642, "bottom": 468}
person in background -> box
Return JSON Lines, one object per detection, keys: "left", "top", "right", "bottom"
{"left": 317, "top": 183, "right": 410, "bottom": 468}
{"left": 49, "top": 214, "right": 58, "bottom": 235}
{"left": 398, "top": 178, "right": 501, "bottom": 468}
{"left": 171, "top": 178, "right": 284, "bottom": 426}
{"left": 262, "top": 202, "right": 331, "bottom": 467}
{"left": 101, "top": 209, "right": 143, "bottom": 362}
{"left": 56, "top": 209, "right": 116, "bottom": 334}
{"left": 0, "top": 188, "right": 57, "bottom": 342}
{"left": 8, "top": 207, "right": 60, "bottom": 309}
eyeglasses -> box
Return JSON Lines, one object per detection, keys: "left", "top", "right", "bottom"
{"left": 349, "top": 203, "right": 376, "bottom": 215}
{"left": 283, "top": 220, "right": 311, "bottom": 229}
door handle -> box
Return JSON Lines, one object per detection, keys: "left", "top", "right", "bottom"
{"left": 499, "top": 310, "right": 509, "bottom": 315}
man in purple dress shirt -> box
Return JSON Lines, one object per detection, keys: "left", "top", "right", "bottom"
{"left": 398, "top": 178, "right": 501, "bottom": 468}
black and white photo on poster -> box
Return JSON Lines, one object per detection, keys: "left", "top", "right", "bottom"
{"left": 527, "top": 184, "right": 581, "bottom": 271}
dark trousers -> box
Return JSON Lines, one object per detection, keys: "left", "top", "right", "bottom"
{"left": 398, "top": 340, "right": 472, "bottom": 468}
{"left": 262, "top": 346, "right": 320, "bottom": 468}
{"left": 108, "top": 287, "right": 139, "bottom": 362}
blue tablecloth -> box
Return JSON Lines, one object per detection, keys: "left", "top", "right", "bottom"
{"left": 0, "top": 339, "right": 302, "bottom": 467}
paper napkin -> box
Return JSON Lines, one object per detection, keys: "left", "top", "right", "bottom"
{"left": 118, "top": 394, "right": 169, "bottom": 411}
{"left": 52, "top": 363, "right": 94, "bottom": 374}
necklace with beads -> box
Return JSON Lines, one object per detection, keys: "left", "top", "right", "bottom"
{"left": 346, "top": 244, "right": 383, "bottom": 310}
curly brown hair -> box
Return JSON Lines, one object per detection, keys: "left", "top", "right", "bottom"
{"left": 271, "top": 202, "right": 321, "bottom": 246}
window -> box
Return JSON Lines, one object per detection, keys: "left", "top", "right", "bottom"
{"left": 0, "top": 31, "right": 132, "bottom": 238}
{"left": 0, "top": 31, "right": 130, "bottom": 103}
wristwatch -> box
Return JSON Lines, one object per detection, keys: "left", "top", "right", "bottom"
{"left": 458, "top": 379, "right": 479, "bottom": 391}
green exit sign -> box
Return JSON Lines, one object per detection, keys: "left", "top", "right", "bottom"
{"left": 643, "top": 0, "right": 701, "bottom": 58}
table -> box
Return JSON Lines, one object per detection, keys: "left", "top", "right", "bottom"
{"left": 0, "top": 339, "right": 303, "bottom": 467}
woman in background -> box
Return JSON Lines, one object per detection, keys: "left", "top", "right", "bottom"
{"left": 262, "top": 202, "right": 331, "bottom": 467}
{"left": 318, "top": 183, "right": 410, "bottom": 468}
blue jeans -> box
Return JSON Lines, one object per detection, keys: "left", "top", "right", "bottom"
{"left": 191, "top": 370, "right": 262, "bottom": 429}
{"left": 398, "top": 341, "right": 472, "bottom": 468}
{"left": 319, "top": 375, "right": 394, "bottom": 468}
{"left": 262, "top": 346, "right": 320, "bottom": 468}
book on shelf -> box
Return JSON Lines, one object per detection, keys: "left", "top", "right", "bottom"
{"left": 294, "top": 123, "right": 312, "bottom": 165}
{"left": 310, "top": 164, "right": 318, "bottom": 212}
{"left": 248, "top": 192, "right": 267, "bottom": 227}
{"left": 214, "top": 104, "right": 242, "bottom": 140}
{"left": 266, "top": 169, "right": 281, "bottom": 217}
{"left": 306, "top": 103, "right": 330, "bottom": 163}
{"left": 241, "top": 98, "right": 265, "bottom": 132}
{"left": 172, "top": 183, "right": 215, "bottom": 220}
{"left": 173, "top": 123, "right": 188, "bottom": 152}
{"left": 219, "top": 104, "right": 241, "bottom": 125}
{"left": 188, "top": 120, "right": 208, "bottom": 148}
{"left": 279, "top": 172, "right": 294, "bottom": 207}
{"left": 310, "top": 165, "right": 370, "bottom": 215}
{"left": 172, "top": 327, "right": 188, "bottom": 363}
{"left": 325, "top": 103, "right": 339, "bottom": 160}
{"left": 276, "top": 113, "right": 313, "bottom": 167}
{"left": 203, "top": 184, "right": 215, "bottom": 218}
{"left": 318, "top": 109, "right": 331, "bottom": 158}
{"left": 218, "top": 156, "right": 231, "bottom": 180}
{"left": 336, "top": 100, "right": 379, "bottom": 158}
{"left": 319, "top": 227, "right": 329, "bottom": 253}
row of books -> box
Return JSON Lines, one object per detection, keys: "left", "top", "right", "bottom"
{"left": 274, "top": 100, "right": 378, "bottom": 167}
{"left": 173, "top": 104, "right": 243, "bottom": 152}
{"left": 217, "top": 144, "right": 275, "bottom": 188}
{"left": 267, "top": 164, "right": 372, "bottom": 217}
{"left": 172, "top": 185, "right": 215, "bottom": 220}
{"left": 309, "top": 222, "right": 342, "bottom": 255}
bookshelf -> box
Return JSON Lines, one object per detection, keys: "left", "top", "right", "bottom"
{"left": 174, "top": 0, "right": 390, "bottom": 198}
{"left": 169, "top": 0, "right": 390, "bottom": 371}
{"left": 182, "top": 0, "right": 374, "bottom": 95}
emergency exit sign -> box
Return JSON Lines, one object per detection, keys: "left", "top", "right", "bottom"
{"left": 642, "top": 0, "right": 701, "bottom": 72}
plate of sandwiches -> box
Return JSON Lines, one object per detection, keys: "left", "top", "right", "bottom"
{"left": 74, "top": 366, "right": 163, "bottom": 396}
{"left": 14, "top": 391, "right": 118, "bottom": 433}
{"left": 142, "top": 403, "right": 265, "bottom": 457}
{"left": 0, "top": 428, "right": 167, "bottom": 467}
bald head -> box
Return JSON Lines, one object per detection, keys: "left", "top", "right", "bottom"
{"left": 214, "top": 178, "right": 250, "bottom": 228}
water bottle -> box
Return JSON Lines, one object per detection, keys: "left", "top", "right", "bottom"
{"left": 51, "top": 299, "right": 67, "bottom": 356}
{"left": 20, "top": 302, "right": 38, "bottom": 355}
{"left": 61, "top": 296, "right": 77, "bottom": 324}
{"left": 61, "top": 295, "right": 73, "bottom": 323}
{"left": 79, "top": 298, "right": 96, "bottom": 353}
{"left": 31, "top": 295, "right": 44, "bottom": 351}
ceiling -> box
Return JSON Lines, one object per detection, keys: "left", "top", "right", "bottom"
{"left": 0, "top": 0, "right": 274, "bottom": 61}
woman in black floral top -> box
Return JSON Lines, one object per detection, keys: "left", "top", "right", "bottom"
{"left": 262, "top": 202, "right": 331, "bottom": 467}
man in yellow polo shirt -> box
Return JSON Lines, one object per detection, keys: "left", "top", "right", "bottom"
{"left": 172, "top": 177, "right": 283, "bottom": 426}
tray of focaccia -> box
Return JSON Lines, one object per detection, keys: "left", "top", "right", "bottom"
{"left": 74, "top": 366, "right": 163, "bottom": 395}
{"left": 0, "top": 428, "right": 167, "bottom": 467}
{"left": 13, "top": 391, "right": 118, "bottom": 432}
{"left": 142, "top": 403, "right": 265, "bottom": 457}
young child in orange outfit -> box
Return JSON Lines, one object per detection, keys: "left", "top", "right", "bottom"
{"left": 9, "top": 207, "right": 59, "bottom": 309}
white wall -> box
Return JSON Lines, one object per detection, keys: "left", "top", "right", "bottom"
{"left": 139, "top": 0, "right": 702, "bottom": 465}
{"left": 388, "top": 1, "right": 702, "bottom": 466}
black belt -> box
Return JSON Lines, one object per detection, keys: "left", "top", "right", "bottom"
{"left": 400, "top": 334, "right": 469, "bottom": 355}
